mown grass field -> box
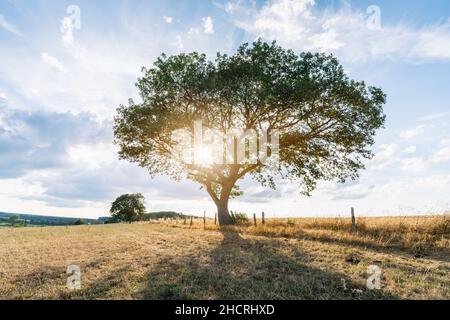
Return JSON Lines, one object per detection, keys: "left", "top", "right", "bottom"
{"left": 0, "top": 216, "right": 448, "bottom": 300}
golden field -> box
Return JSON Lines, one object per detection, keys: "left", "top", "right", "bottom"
{"left": 0, "top": 215, "right": 448, "bottom": 300}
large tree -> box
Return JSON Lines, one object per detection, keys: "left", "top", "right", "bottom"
{"left": 114, "top": 41, "right": 386, "bottom": 226}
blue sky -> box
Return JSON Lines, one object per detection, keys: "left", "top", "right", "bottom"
{"left": 1, "top": 0, "right": 449, "bottom": 218}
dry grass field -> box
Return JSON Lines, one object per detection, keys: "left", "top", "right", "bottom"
{"left": 0, "top": 215, "right": 448, "bottom": 300}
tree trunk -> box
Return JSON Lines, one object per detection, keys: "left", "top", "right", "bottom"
{"left": 216, "top": 199, "right": 234, "bottom": 226}
{"left": 206, "top": 180, "right": 235, "bottom": 226}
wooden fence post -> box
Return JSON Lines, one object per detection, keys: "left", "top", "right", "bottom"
{"left": 262, "top": 211, "right": 265, "bottom": 225}
{"left": 253, "top": 213, "right": 257, "bottom": 227}
{"left": 190, "top": 215, "right": 193, "bottom": 227}
{"left": 351, "top": 207, "right": 356, "bottom": 232}
{"left": 203, "top": 210, "right": 206, "bottom": 228}
{"left": 214, "top": 212, "right": 217, "bottom": 225}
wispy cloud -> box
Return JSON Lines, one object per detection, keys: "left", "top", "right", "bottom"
{"left": 0, "top": 14, "right": 24, "bottom": 37}
{"left": 223, "top": 0, "right": 450, "bottom": 63}
{"left": 399, "top": 125, "right": 426, "bottom": 140}
{"left": 41, "top": 53, "right": 67, "bottom": 73}
{"left": 420, "top": 111, "right": 450, "bottom": 121}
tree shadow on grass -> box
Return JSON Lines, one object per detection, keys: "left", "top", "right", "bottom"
{"left": 21, "top": 231, "right": 401, "bottom": 300}
{"left": 59, "top": 266, "right": 135, "bottom": 300}
{"left": 5, "top": 266, "right": 65, "bottom": 300}
{"left": 135, "top": 230, "right": 396, "bottom": 300}
{"left": 302, "top": 231, "right": 450, "bottom": 264}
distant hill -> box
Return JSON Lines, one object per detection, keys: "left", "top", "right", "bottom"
{"left": 0, "top": 212, "right": 102, "bottom": 226}
{"left": 0, "top": 211, "right": 191, "bottom": 227}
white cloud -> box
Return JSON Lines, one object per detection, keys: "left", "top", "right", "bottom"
{"left": 252, "top": 0, "right": 315, "bottom": 40}
{"left": 0, "top": 9, "right": 152, "bottom": 118}
{"left": 399, "top": 125, "right": 426, "bottom": 140}
{"left": 0, "top": 14, "right": 24, "bottom": 37}
{"left": 408, "top": 22, "right": 450, "bottom": 62}
{"left": 188, "top": 27, "right": 200, "bottom": 37}
{"left": 163, "top": 16, "right": 173, "bottom": 24}
{"left": 216, "top": 0, "right": 251, "bottom": 15}
{"left": 224, "top": 0, "right": 450, "bottom": 63}
{"left": 68, "top": 142, "right": 117, "bottom": 170}
{"left": 370, "top": 137, "right": 450, "bottom": 173}
{"left": 321, "top": 180, "right": 374, "bottom": 201}
{"left": 41, "top": 53, "right": 67, "bottom": 73}
{"left": 403, "top": 146, "right": 417, "bottom": 154}
{"left": 401, "top": 157, "right": 427, "bottom": 173}
{"left": 223, "top": 2, "right": 239, "bottom": 13}
{"left": 0, "top": 42, "right": 142, "bottom": 117}
{"left": 202, "top": 16, "right": 214, "bottom": 34}
{"left": 370, "top": 174, "right": 450, "bottom": 215}
{"left": 431, "top": 147, "right": 450, "bottom": 163}
{"left": 369, "top": 143, "right": 399, "bottom": 170}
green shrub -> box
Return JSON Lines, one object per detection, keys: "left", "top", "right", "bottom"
{"left": 230, "top": 212, "right": 249, "bottom": 225}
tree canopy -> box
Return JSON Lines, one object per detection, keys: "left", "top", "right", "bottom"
{"left": 114, "top": 40, "right": 386, "bottom": 225}
{"left": 110, "top": 193, "right": 147, "bottom": 223}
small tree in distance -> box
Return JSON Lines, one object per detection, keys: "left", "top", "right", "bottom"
{"left": 110, "top": 193, "right": 147, "bottom": 223}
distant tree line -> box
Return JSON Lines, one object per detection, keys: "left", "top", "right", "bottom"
{"left": 0, "top": 212, "right": 102, "bottom": 227}
{"left": 0, "top": 215, "right": 27, "bottom": 227}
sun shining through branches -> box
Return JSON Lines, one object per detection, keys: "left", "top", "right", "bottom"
{"left": 194, "top": 144, "right": 215, "bottom": 166}
{"left": 114, "top": 40, "right": 386, "bottom": 226}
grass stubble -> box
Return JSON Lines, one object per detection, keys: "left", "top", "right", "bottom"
{"left": 0, "top": 215, "right": 448, "bottom": 300}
